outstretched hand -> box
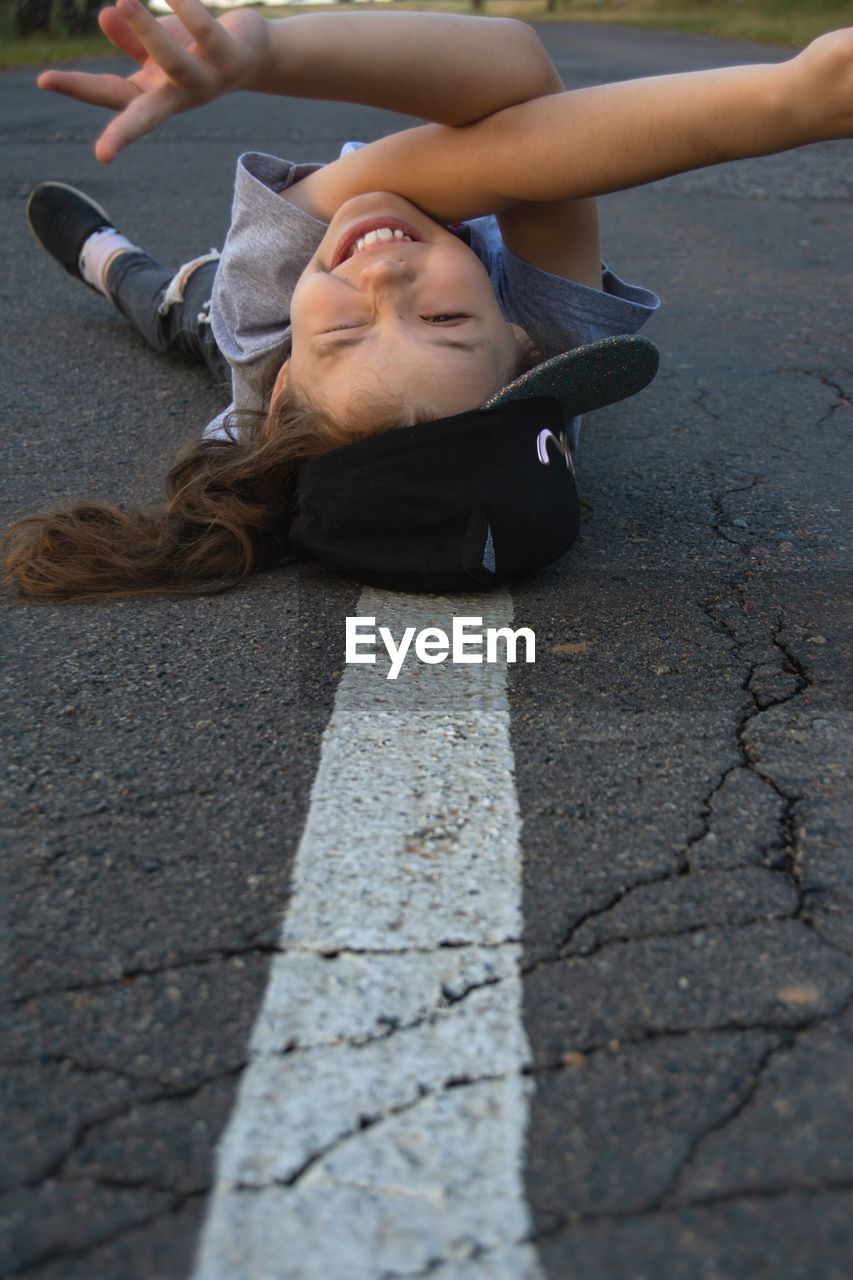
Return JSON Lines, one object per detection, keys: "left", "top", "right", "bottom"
{"left": 36, "top": 0, "right": 273, "bottom": 163}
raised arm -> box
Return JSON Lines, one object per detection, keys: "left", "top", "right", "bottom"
{"left": 38, "top": 0, "right": 560, "bottom": 163}
{"left": 282, "top": 28, "right": 853, "bottom": 224}
{"left": 253, "top": 9, "right": 557, "bottom": 123}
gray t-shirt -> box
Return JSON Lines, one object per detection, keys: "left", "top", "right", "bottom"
{"left": 207, "top": 145, "right": 660, "bottom": 444}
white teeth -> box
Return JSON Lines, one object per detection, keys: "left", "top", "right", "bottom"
{"left": 348, "top": 227, "right": 413, "bottom": 259}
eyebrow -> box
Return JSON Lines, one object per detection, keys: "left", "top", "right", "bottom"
{"left": 315, "top": 334, "right": 485, "bottom": 356}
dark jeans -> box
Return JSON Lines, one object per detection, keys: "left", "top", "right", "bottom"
{"left": 105, "top": 251, "right": 229, "bottom": 385}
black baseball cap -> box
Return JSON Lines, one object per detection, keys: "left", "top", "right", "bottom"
{"left": 289, "top": 334, "right": 659, "bottom": 592}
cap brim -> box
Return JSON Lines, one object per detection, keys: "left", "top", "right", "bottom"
{"left": 480, "top": 334, "right": 659, "bottom": 417}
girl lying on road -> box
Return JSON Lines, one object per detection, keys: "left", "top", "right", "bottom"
{"left": 6, "top": 1, "right": 852, "bottom": 601}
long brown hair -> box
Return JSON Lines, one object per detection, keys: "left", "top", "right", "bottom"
{"left": 4, "top": 343, "right": 543, "bottom": 604}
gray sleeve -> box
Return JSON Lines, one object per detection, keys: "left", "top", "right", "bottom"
{"left": 474, "top": 217, "right": 661, "bottom": 356}
{"left": 465, "top": 217, "right": 660, "bottom": 452}
{"left": 209, "top": 152, "right": 330, "bottom": 414}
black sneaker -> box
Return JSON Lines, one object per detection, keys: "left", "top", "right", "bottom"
{"left": 26, "top": 181, "right": 115, "bottom": 289}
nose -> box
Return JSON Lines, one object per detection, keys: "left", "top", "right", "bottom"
{"left": 356, "top": 252, "right": 417, "bottom": 290}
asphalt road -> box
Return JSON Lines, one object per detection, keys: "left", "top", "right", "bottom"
{"left": 2, "top": 20, "right": 852, "bottom": 1280}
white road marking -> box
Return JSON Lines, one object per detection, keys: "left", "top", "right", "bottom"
{"left": 192, "top": 588, "right": 545, "bottom": 1280}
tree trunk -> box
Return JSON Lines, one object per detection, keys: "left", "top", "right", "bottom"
{"left": 15, "top": 0, "right": 53, "bottom": 37}
{"left": 14, "top": 0, "right": 103, "bottom": 36}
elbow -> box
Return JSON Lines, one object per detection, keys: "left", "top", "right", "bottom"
{"left": 498, "top": 17, "right": 564, "bottom": 98}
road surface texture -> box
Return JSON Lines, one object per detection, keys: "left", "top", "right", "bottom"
{"left": 2, "top": 20, "right": 852, "bottom": 1280}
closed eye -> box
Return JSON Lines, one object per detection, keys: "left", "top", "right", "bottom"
{"left": 323, "top": 314, "right": 468, "bottom": 334}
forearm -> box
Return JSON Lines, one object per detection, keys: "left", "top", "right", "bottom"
{"left": 306, "top": 52, "right": 831, "bottom": 224}
{"left": 253, "top": 13, "right": 560, "bottom": 125}
{"left": 477, "top": 61, "right": 817, "bottom": 204}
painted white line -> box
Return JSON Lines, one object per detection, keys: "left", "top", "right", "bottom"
{"left": 192, "top": 588, "right": 545, "bottom": 1280}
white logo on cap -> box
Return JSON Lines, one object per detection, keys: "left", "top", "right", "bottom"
{"left": 536, "top": 428, "right": 575, "bottom": 475}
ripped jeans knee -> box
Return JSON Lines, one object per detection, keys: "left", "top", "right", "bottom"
{"left": 105, "top": 249, "right": 226, "bottom": 378}
{"left": 157, "top": 249, "right": 221, "bottom": 325}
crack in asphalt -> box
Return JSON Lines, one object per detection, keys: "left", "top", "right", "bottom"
{"left": 519, "top": 800, "right": 852, "bottom": 1231}
{"left": 270, "top": 968, "right": 509, "bottom": 1057}
{"left": 682, "top": 762, "right": 740, "bottom": 860}
{"left": 377, "top": 1236, "right": 542, "bottom": 1279}
{"left": 5, "top": 1051, "right": 245, "bottom": 1092}
{"left": 545, "top": 907, "right": 799, "bottom": 964}
{"left": 10, "top": 941, "right": 287, "bottom": 1007}
{"left": 808, "top": 909, "right": 853, "bottom": 958}
{"left": 703, "top": 590, "right": 810, "bottom": 907}
{"left": 12, "top": 939, "right": 524, "bottom": 1007}
{"left": 660, "top": 989, "right": 853, "bottom": 1207}
{"left": 16, "top": 1062, "right": 245, "bottom": 1193}
{"left": 59, "top": 1170, "right": 207, "bottom": 1198}
{"left": 523, "top": 869, "right": 684, "bottom": 971}
{"left": 777, "top": 366, "right": 852, "bottom": 428}
{"left": 529, "top": 1176, "right": 853, "bottom": 1235}
{"left": 306, "top": 940, "right": 524, "bottom": 956}
{"left": 738, "top": 612, "right": 809, "bottom": 910}
{"left": 669, "top": 1176, "right": 853, "bottom": 1210}
{"left": 234, "top": 1069, "right": 520, "bottom": 1194}
{"left": 690, "top": 386, "right": 721, "bottom": 422}
{"left": 520, "top": 582, "right": 820, "bottom": 969}
{"left": 7, "top": 1189, "right": 207, "bottom": 1278}
{"left": 705, "top": 469, "right": 764, "bottom": 551}
{"left": 657, "top": 1032, "right": 792, "bottom": 1209}
{"left": 259, "top": 1086, "right": 435, "bottom": 1192}
{"left": 525, "top": 990, "right": 853, "bottom": 1072}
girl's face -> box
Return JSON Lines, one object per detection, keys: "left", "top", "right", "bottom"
{"left": 277, "top": 192, "right": 529, "bottom": 432}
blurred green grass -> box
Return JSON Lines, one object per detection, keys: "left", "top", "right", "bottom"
{"left": 2, "top": 0, "right": 849, "bottom": 69}
{"left": 533, "top": 0, "right": 851, "bottom": 44}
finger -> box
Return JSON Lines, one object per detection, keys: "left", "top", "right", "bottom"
{"left": 95, "top": 85, "right": 186, "bottom": 164}
{"left": 37, "top": 69, "right": 138, "bottom": 112}
{"left": 113, "top": 0, "right": 210, "bottom": 91}
{"left": 98, "top": 5, "right": 148, "bottom": 65}
{"left": 159, "top": 0, "right": 236, "bottom": 65}
{"left": 100, "top": 6, "right": 196, "bottom": 60}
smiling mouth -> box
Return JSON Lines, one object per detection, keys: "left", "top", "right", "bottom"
{"left": 331, "top": 217, "right": 423, "bottom": 270}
